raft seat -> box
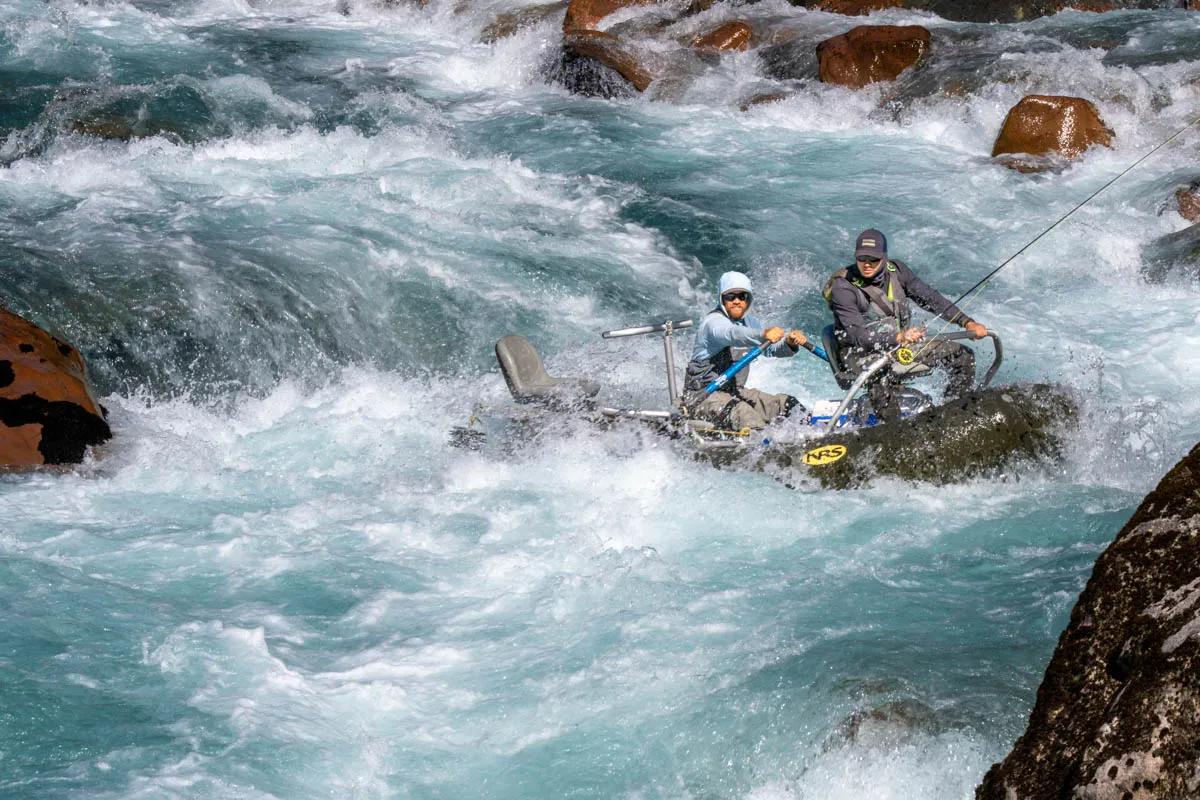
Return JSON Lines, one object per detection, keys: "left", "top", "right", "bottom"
{"left": 496, "top": 335, "right": 600, "bottom": 408}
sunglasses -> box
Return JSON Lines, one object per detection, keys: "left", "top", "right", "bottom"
{"left": 721, "top": 291, "right": 750, "bottom": 302}
{"left": 856, "top": 256, "right": 882, "bottom": 265}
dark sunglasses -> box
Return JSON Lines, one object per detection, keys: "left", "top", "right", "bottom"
{"left": 856, "top": 256, "right": 882, "bottom": 265}
{"left": 721, "top": 291, "right": 750, "bottom": 302}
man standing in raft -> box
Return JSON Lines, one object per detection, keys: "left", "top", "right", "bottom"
{"left": 683, "top": 271, "right": 808, "bottom": 431}
{"left": 824, "top": 228, "right": 988, "bottom": 421}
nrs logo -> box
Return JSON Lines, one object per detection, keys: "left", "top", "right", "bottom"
{"left": 803, "top": 444, "right": 848, "bottom": 466}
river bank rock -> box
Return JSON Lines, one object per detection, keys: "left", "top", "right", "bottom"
{"left": 0, "top": 307, "right": 111, "bottom": 467}
{"left": 816, "top": 24, "right": 930, "bottom": 88}
{"left": 1141, "top": 223, "right": 1200, "bottom": 282}
{"left": 992, "top": 95, "right": 1113, "bottom": 168}
{"left": 977, "top": 440, "right": 1200, "bottom": 800}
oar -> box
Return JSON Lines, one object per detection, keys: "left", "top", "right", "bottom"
{"left": 704, "top": 336, "right": 829, "bottom": 396}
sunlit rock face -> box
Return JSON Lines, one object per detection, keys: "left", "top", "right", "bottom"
{"left": 0, "top": 307, "right": 111, "bottom": 466}
{"left": 815, "top": 25, "right": 931, "bottom": 88}
{"left": 691, "top": 20, "right": 753, "bottom": 51}
{"left": 977, "top": 441, "right": 1200, "bottom": 800}
{"left": 991, "top": 95, "right": 1114, "bottom": 170}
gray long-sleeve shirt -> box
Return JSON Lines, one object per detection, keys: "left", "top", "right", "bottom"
{"left": 683, "top": 308, "right": 797, "bottom": 392}
{"left": 828, "top": 259, "right": 972, "bottom": 350}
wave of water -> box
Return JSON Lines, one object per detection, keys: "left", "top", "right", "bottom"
{"left": 2, "top": 0, "right": 1199, "bottom": 797}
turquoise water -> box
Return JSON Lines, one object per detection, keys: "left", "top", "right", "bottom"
{"left": 2, "top": 1, "right": 1199, "bottom": 797}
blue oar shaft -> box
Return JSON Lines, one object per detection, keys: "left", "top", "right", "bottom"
{"left": 704, "top": 341, "right": 771, "bottom": 395}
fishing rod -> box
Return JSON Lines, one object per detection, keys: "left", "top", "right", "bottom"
{"left": 911, "top": 109, "right": 1200, "bottom": 359}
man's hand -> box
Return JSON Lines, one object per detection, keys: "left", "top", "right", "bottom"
{"left": 965, "top": 321, "right": 988, "bottom": 340}
{"left": 785, "top": 329, "right": 807, "bottom": 348}
{"left": 763, "top": 326, "right": 785, "bottom": 344}
{"left": 895, "top": 326, "right": 925, "bottom": 345}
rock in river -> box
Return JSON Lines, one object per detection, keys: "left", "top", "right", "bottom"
{"left": 977, "top": 440, "right": 1200, "bottom": 800}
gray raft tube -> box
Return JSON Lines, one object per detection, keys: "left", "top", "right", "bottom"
{"left": 823, "top": 330, "right": 1004, "bottom": 434}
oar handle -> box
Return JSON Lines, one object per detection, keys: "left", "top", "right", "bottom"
{"left": 703, "top": 341, "right": 771, "bottom": 395}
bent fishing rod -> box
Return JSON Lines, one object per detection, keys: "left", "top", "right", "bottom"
{"left": 911, "top": 109, "right": 1200, "bottom": 359}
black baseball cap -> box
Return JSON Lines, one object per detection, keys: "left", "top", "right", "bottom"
{"left": 855, "top": 229, "right": 888, "bottom": 260}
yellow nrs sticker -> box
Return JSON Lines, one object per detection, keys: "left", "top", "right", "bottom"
{"left": 803, "top": 444, "right": 848, "bottom": 466}
{"left": 896, "top": 348, "right": 915, "bottom": 365}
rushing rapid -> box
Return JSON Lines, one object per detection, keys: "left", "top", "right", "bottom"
{"left": 2, "top": 1, "right": 1199, "bottom": 798}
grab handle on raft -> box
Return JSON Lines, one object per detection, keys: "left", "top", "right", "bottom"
{"left": 602, "top": 319, "right": 693, "bottom": 338}
{"left": 821, "top": 330, "right": 1003, "bottom": 433}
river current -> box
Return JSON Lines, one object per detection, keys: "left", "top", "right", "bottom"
{"left": 2, "top": 1, "right": 1199, "bottom": 798}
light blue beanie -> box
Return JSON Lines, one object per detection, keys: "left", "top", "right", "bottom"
{"left": 717, "top": 271, "right": 752, "bottom": 301}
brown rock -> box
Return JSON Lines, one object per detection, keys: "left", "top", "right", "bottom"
{"left": 1058, "top": 0, "right": 1117, "bottom": 10}
{"left": 0, "top": 307, "right": 110, "bottom": 466}
{"left": 563, "top": 0, "right": 659, "bottom": 32}
{"left": 562, "top": 31, "right": 654, "bottom": 92}
{"left": 481, "top": 0, "right": 569, "bottom": 42}
{"left": 1177, "top": 185, "right": 1200, "bottom": 223}
{"left": 691, "top": 20, "right": 753, "bottom": 51}
{"left": 977, "top": 441, "right": 1200, "bottom": 799}
{"left": 815, "top": 25, "right": 931, "bottom": 89}
{"left": 812, "top": 0, "right": 904, "bottom": 14}
{"left": 991, "top": 95, "right": 1113, "bottom": 162}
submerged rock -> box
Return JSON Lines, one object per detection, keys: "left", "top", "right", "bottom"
{"left": 992, "top": 95, "right": 1113, "bottom": 169}
{"left": 0, "top": 307, "right": 111, "bottom": 467}
{"left": 816, "top": 24, "right": 931, "bottom": 88}
{"left": 977, "top": 440, "right": 1200, "bottom": 800}
{"left": 1141, "top": 223, "right": 1200, "bottom": 283}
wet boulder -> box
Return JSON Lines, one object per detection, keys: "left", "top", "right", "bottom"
{"left": 1175, "top": 182, "right": 1200, "bottom": 223}
{"left": 816, "top": 25, "right": 931, "bottom": 88}
{"left": 691, "top": 20, "right": 753, "bottom": 51}
{"left": 481, "top": 0, "right": 569, "bottom": 42}
{"left": 0, "top": 307, "right": 111, "bottom": 467}
{"left": 563, "top": 0, "right": 659, "bottom": 32}
{"left": 977, "top": 440, "right": 1200, "bottom": 800}
{"left": 991, "top": 95, "right": 1113, "bottom": 168}
{"left": 1141, "top": 222, "right": 1200, "bottom": 283}
{"left": 555, "top": 31, "right": 655, "bottom": 96}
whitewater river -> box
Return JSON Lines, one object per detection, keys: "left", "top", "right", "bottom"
{"left": 2, "top": 0, "right": 1199, "bottom": 797}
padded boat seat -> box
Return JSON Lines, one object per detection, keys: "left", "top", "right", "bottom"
{"left": 821, "top": 324, "right": 929, "bottom": 391}
{"left": 496, "top": 335, "right": 600, "bottom": 408}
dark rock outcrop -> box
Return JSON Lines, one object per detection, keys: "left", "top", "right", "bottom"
{"left": 816, "top": 25, "right": 931, "bottom": 88}
{"left": 691, "top": 20, "right": 753, "bottom": 51}
{"left": 992, "top": 95, "right": 1113, "bottom": 168}
{"left": 810, "top": 0, "right": 904, "bottom": 14}
{"left": 0, "top": 307, "right": 110, "bottom": 466}
{"left": 977, "top": 441, "right": 1200, "bottom": 800}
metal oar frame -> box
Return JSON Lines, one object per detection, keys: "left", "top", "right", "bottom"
{"left": 597, "top": 318, "right": 693, "bottom": 422}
